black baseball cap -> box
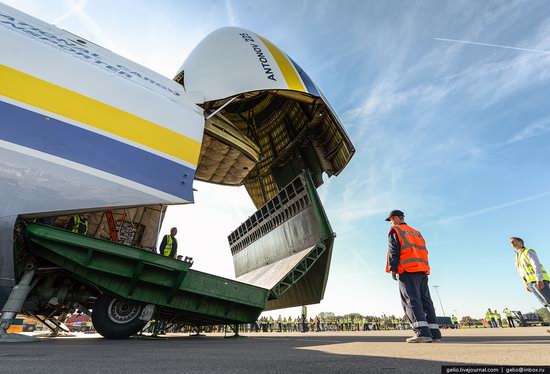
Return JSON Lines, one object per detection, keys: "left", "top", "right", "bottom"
{"left": 385, "top": 209, "right": 404, "bottom": 221}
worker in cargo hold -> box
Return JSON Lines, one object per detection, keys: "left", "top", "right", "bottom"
{"left": 510, "top": 237, "right": 550, "bottom": 313}
{"left": 385, "top": 210, "right": 442, "bottom": 343}
{"left": 65, "top": 213, "right": 89, "bottom": 235}
{"left": 159, "top": 227, "right": 178, "bottom": 258}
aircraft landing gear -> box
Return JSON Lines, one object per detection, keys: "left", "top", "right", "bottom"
{"left": 189, "top": 325, "right": 205, "bottom": 337}
{"left": 224, "top": 323, "right": 241, "bottom": 338}
{"left": 28, "top": 312, "right": 74, "bottom": 337}
{"left": 91, "top": 294, "right": 146, "bottom": 339}
{"left": 0, "top": 270, "right": 40, "bottom": 343}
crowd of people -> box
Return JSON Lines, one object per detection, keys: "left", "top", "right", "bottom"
{"left": 484, "top": 308, "right": 516, "bottom": 328}
{"left": 58, "top": 307, "right": 546, "bottom": 336}
{"left": 244, "top": 315, "right": 410, "bottom": 333}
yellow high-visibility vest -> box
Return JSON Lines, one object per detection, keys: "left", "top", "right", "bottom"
{"left": 164, "top": 235, "right": 173, "bottom": 257}
{"left": 515, "top": 248, "right": 550, "bottom": 284}
{"left": 70, "top": 215, "right": 88, "bottom": 235}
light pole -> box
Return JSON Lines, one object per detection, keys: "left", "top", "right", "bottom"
{"left": 432, "top": 285, "right": 446, "bottom": 317}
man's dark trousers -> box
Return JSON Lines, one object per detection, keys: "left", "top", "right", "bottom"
{"left": 398, "top": 271, "right": 441, "bottom": 339}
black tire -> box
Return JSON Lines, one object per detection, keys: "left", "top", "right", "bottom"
{"left": 92, "top": 294, "right": 146, "bottom": 339}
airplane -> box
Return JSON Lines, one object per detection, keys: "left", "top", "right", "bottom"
{"left": 0, "top": 2, "right": 354, "bottom": 341}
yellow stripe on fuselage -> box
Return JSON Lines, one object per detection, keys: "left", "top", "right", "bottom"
{"left": 0, "top": 64, "right": 200, "bottom": 166}
{"left": 258, "top": 36, "right": 305, "bottom": 92}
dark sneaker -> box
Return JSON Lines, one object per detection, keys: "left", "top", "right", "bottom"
{"left": 406, "top": 336, "right": 432, "bottom": 343}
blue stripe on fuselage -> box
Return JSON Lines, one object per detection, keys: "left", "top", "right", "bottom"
{"left": 0, "top": 100, "right": 194, "bottom": 201}
{"left": 288, "top": 57, "right": 320, "bottom": 97}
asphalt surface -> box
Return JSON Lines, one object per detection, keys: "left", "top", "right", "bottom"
{"left": 1, "top": 327, "right": 549, "bottom": 373}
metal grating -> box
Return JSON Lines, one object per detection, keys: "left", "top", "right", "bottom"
{"left": 228, "top": 174, "right": 311, "bottom": 256}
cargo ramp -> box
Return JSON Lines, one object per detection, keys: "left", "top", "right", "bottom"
{"left": 229, "top": 171, "right": 334, "bottom": 310}
{"left": 23, "top": 223, "right": 268, "bottom": 329}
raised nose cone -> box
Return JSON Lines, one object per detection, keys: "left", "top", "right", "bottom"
{"left": 175, "top": 26, "right": 321, "bottom": 103}
{"left": 177, "top": 27, "right": 355, "bottom": 208}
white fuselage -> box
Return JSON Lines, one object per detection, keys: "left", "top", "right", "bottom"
{"left": 0, "top": 3, "right": 204, "bottom": 291}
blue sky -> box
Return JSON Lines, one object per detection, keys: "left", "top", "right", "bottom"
{"left": 5, "top": 0, "right": 550, "bottom": 319}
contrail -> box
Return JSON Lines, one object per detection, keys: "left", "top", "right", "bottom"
{"left": 53, "top": 0, "right": 87, "bottom": 24}
{"left": 427, "top": 190, "right": 550, "bottom": 226}
{"left": 434, "top": 38, "right": 550, "bottom": 54}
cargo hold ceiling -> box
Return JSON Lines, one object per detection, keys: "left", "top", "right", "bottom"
{"left": 195, "top": 90, "right": 355, "bottom": 208}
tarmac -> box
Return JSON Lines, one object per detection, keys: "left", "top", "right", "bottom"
{"left": 0, "top": 327, "right": 549, "bottom": 374}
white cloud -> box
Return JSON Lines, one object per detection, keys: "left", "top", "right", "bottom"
{"left": 225, "top": 0, "right": 239, "bottom": 26}
{"left": 58, "top": 0, "right": 121, "bottom": 52}
{"left": 433, "top": 38, "right": 550, "bottom": 55}
{"left": 52, "top": 0, "right": 87, "bottom": 24}
{"left": 426, "top": 190, "right": 550, "bottom": 226}
{"left": 507, "top": 117, "right": 550, "bottom": 144}
{"left": 334, "top": 1, "right": 550, "bottom": 235}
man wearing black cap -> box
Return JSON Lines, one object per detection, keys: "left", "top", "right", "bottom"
{"left": 385, "top": 210, "right": 442, "bottom": 343}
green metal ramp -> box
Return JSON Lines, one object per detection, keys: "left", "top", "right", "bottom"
{"left": 24, "top": 224, "right": 268, "bottom": 325}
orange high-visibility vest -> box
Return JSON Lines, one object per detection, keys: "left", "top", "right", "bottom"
{"left": 386, "top": 224, "right": 430, "bottom": 275}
